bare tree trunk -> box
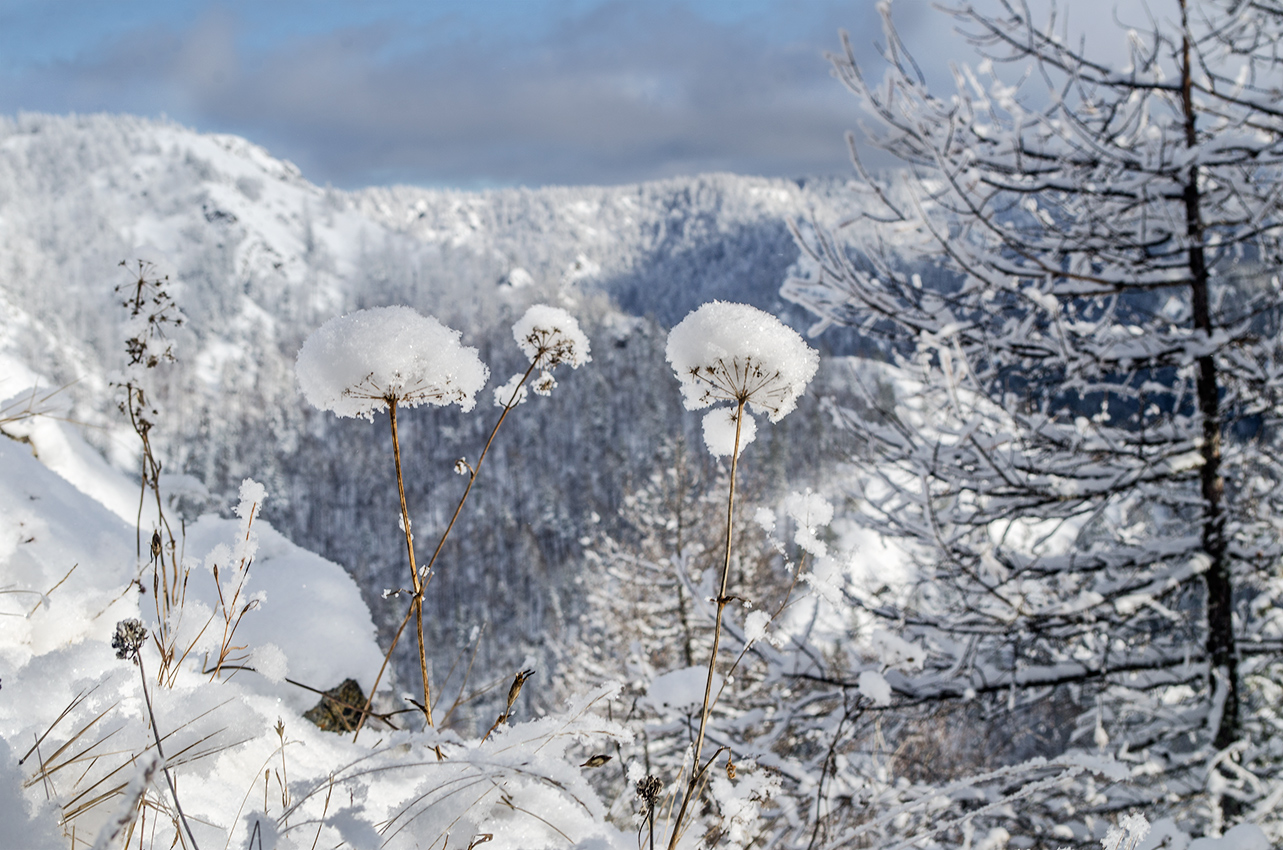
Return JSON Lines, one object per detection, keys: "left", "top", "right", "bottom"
{"left": 1179, "top": 0, "right": 1239, "bottom": 759}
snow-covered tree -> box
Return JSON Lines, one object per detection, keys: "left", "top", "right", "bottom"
{"left": 783, "top": 0, "right": 1283, "bottom": 840}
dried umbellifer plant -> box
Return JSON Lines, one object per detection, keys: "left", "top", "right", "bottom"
{"left": 296, "top": 303, "right": 589, "bottom": 740}
{"left": 113, "top": 260, "right": 190, "bottom": 686}
{"left": 661, "top": 301, "right": 817, "bottom": 849}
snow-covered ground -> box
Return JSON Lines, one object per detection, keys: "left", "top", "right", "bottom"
{"left": 0, "top": 411, "right": 643, "bottom": 848}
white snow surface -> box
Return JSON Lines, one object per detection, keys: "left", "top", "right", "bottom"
{"left": 666, "top": 301, "right": 819, "bottom": 422}
{"left": 0, "top": 418, "right": 632, "bottom": 849}
{"left": 296, "top": 306, "right": 489, "bottom": 419}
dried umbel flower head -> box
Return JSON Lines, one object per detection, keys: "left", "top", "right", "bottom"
{"left": 495, "top": 305, "right": 590, "bottom": 407}
{"left": 666, "top": 301, "right": 818, "bottom": 456}
{"left": 296, "top": 306, "right": 489, "bottom": 421}
{"left": 636, "top": 774, "right": 663, "bottom": 811}
{"left": 513, "top": 305, "right": 590, "bottom": 370}
{"left": 112, "top": 618, "right": 149, "bottom": 660}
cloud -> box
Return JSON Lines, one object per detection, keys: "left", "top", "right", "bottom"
{"left": 0, "top": 0, "right": 1141, "bottom": 189}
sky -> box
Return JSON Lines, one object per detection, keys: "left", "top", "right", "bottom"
{"left": 0, "top": 0, "right": 1128, "bottom": 191}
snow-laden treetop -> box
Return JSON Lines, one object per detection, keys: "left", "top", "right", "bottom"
{"left": 296, "top": 306, "right": 489, "bottom": 420}
{"left": 666, "top": 301, "right": 819, "bottom": 422}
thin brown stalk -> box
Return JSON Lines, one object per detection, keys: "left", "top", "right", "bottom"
{"left": 387, "top": 398, "right": 434, "bottom": 730}
{"left": 133, "top": 652, "right": 201, "bottom": 850}
{"left": 352, "top": 361, "right": 538, "bottom": 741}
{"left": 310, "top": 776, "right": 334, "bottom": 850}
{"left": 666, "top": 397, "right": 746, "bottom": 850}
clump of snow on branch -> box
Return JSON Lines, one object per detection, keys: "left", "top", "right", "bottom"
{"left": 857, "top": 669, "right": 893, "bottom": 706}
{"left": 1101, "top": 813, "right": 1149, "bottom": 850}
{"left": 666, "top": 301, "right": 818, "bottom": 420}
{"left": 495, "top": 304, "right": 591, "bottom": 407}
{"left": 296, "top": 306, "right": 489, "bottom": 420}
{"left": 871, "top": 628, "right": 925, "bottom": 671}
{"left": 709, "top": 763, "right": 781, "bottom": 850}
{"left": 492, "top": 372, "right": 529, "bottom": 408}
{"left": 784, "top": 489, "right": 833, "bottom": 557}
{"left": 744, "top": 609, "right": 783, "bottom": 648}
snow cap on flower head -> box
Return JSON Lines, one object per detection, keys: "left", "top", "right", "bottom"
{"left": 512, "top": 305, "right": 591, "bottom": 370}
{"left": 494, "top": 305, "right": 591, "bottom": 408}
{"left": 666, "top": 301, "right": 818, "bottom": 422}
{"left": 666, "top": 301, "right": 819, "bottom": 456}
{"left": 296, "top": 306, "right": 489, "bottom": 421}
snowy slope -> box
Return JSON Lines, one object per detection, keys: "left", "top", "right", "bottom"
{"left": 0, "top": 415, "right": 640, "bottom": 848}
{"left": 0, "top": 112, "right": 870, "bottom": 721}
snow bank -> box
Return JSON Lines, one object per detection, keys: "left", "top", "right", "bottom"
{"left": 0, "top": 419, "right": 631, "bottom": 848}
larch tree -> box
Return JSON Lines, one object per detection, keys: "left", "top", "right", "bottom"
{"left": 782, "top": 0, "right": 1283, "bottom": 840}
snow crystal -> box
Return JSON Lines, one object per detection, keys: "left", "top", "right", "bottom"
{"left": 493, "top": 372, "right": 529, "bottom": 408}
{"left": 857, "top": 669, "right": 892, "bottom": 706}
{"left": 1102, "top": 813, "right": 1150, "bottom": 850}
{"left": 237, "top": 478, "right": 267, "bottom": 511}
{"left": 512, "top": 304, "right": 591, "bottom": 370}
{"left": 666, "top": 301, "right": 818, "bottom": 422}
{"left": 703, "top": 406, "right": 757, "bottom": 457}
{"left": 296, "top": 306, "right": 489, "bottom": 420}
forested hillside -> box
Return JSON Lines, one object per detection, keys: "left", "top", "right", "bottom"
{"left": 0, "top": 112, "right": 867, "bottom": 713}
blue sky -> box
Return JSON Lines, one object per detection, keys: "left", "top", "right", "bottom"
{"left": 0, "top": 0, "right": 1117, "bottom": 190}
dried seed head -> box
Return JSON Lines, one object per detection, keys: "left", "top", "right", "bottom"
{"left": 507, "top": 668, "right": 535, "bottom": 709}
{"left": 112, "top": 619, "right": 149, "bottom": 660}
{"left": 636, "top": 775, "right": 663, "bottom": 810}
{"left": 531, "top": 371, "right": 557, "bottom": 396}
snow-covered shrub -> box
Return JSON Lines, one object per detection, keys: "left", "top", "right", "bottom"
{"left": 647, "top": 301, "right": 818, "bottom": 848}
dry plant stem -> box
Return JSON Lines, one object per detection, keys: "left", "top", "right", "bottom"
{"left": 387, "top": 398, "right": 434, "bottom": 728}
{"left": 666, "top": 398, "right": 746, "bottom": 850}
{"left": 352, "top": 361, "right": 539, "bottom": 742}
{"left": 133, "top": 652, "right": 201, "bottom": 850}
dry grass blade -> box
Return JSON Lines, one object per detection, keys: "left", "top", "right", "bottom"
{"left": 22, "top": 702, "right": 121, "bottom": 787}
{"left": 19, "top": 685, "right": 104, "bottom": 766}
{"left": 26, "top": 562, "right": 79, "bottom": 616}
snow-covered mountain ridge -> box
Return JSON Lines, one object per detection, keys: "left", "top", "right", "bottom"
{"left": 0, "top": 112, "right": 867, "bottom": 706}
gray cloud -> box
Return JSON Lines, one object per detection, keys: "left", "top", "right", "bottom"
{"left": 0, "top": 0, "right": 1137, "bottom": 189}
